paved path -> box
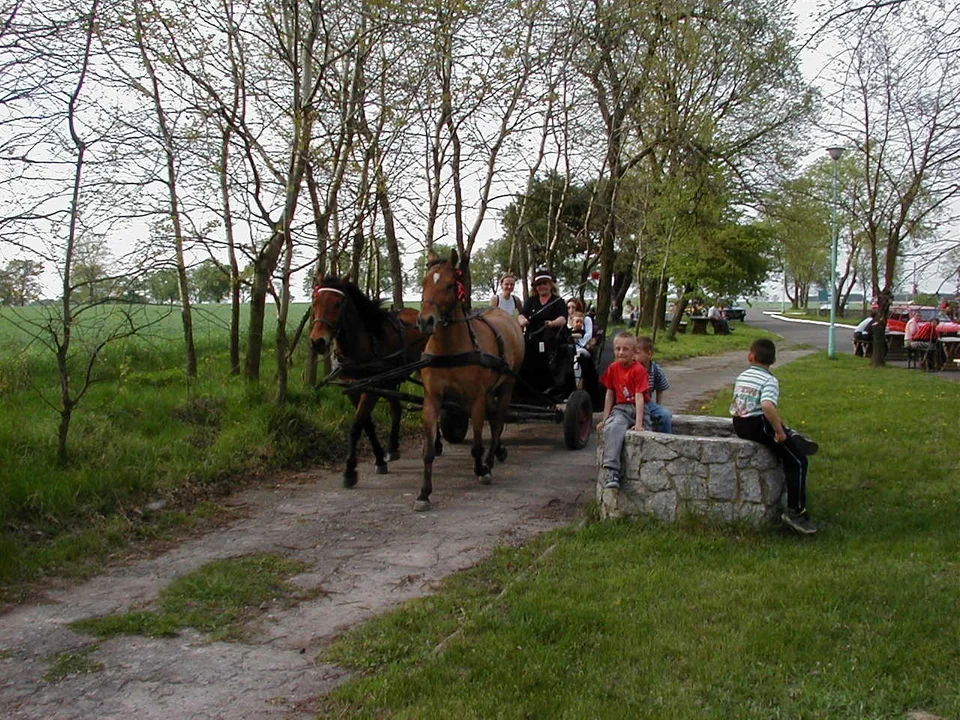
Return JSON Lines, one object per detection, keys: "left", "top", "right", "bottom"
{"left": 0, "top": 346, "right": 814, "bottom": 719}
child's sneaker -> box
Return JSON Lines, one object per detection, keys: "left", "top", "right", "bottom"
{"left": 603, "top": 471, "right": 621, "bottom": 490}
{"left": 781, "top": 509, "right": 817, "bottom": 535}
{"left": 789, "top": 431, "right": 819, "bottom": 456}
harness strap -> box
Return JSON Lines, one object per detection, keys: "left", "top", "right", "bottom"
{"left": 422, "top": 351, "right": 511, "bottom": 372}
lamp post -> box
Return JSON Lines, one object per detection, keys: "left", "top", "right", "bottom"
{"left": 827, "top": 146, "right": 844, "bottom": 358}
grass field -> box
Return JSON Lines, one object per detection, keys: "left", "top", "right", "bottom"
{"left": 319, "top": 354, "right": 960, "bottom": 719}
{"left": 0, "top": 302, "right": 773, "bottom": 598}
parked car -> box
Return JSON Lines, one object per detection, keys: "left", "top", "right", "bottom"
{"left": 883, "top": 304, "right": 960, "bottom": 336}
{"left": 725, "top": 305, "right": 746, "bottom": 321}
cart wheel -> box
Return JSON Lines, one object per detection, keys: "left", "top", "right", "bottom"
{"left": 563, "top": 390, "right": 592, "bottom": 450}
{"left": 439, "top": 408, "right": 469, "bottom": 444}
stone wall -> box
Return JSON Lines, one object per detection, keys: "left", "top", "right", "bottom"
{"left": 597, "top": 415, "right": 785, "bottom": 526}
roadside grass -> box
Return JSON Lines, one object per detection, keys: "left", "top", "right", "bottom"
{"left": 607, "top": 322, "right": 775, "bottom": 361}
{"left": 0, "top": 302, "right": 421, "bottom": 597}
{"left": 319, "top": 353, "right": 960, "bottom": 719}
{"left": 44, "top": 645, "right": 104, "bottom": 683}
{"left": 70, "top": 553, "right": 316, "bottom": 642}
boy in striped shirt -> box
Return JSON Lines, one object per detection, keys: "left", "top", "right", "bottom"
{"left": 730, "top": 339, "right": 820, "bottom": 535}
{"left": 636, "top": 336, "right": 672, "bottom": 433}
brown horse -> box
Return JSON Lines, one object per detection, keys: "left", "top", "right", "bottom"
{"left": 416, "top": 250, "right": 524, "bottom": 511}
{"left": 310, "top": 275, "right": 431, "bottom": 487}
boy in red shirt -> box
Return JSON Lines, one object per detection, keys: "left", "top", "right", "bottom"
{"left": 597, "top": 333, "right": 649, "bottom": 489}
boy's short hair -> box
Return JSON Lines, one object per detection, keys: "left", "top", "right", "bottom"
{"left": 636, "top": 336, "right": 654, "bottom": 352}
{"left": 613, "top": 331, "right": 637, "bottom": 346}
{"left": 571, "top": 311, "right": 585, "bottom": 321}
{"left": 750, "top": 338, "right": 777, "bottom": 365}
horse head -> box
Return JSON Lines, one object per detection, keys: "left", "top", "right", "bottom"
{"left": 418, "top": 249, "right": 464, "bottom": 335}
{"left": 310, "top": 275, "right": 350, "bottom": 355}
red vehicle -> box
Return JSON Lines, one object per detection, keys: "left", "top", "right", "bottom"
{"left": 883, "top": 305, "right": 960, "bottom": 336}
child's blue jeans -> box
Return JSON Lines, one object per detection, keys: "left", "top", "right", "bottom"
{"left": 647, "top": 401, "right": 672, "bottom": 433}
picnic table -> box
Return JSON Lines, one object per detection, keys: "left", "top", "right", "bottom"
{"left": 939, "top": 336, "right": 960, "bottom": 370}
{"left": 885, "top": 331, "right": 906, "bottom": 360}
{"left": 690, "top": 316, "right": 710, "bottom": 335}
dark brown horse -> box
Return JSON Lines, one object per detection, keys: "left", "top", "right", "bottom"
{"left": 416, "top": 250, "right": 524, "bottom": 511}
{"left": 310, "top": 275, "right": 429, "bottom": 487}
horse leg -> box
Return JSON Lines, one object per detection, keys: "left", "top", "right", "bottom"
{"left": 470, "top": 396, "right": 491, "bottom": 484}
{"left": 417, "top": 394, "right": 439, "bottom": 511}
{"left": 343, "top": 393, "right": 364, "bottom": 488}
{"left": 363, "top": 414, "right": 389, "bottom": 475}
{"left": 485, "top": 387, "right": 512, "bottom": 471}
{"left": 434, "top": 428, "right": 443, "bottom": 457}
{"left": 358, "top": 392, "right": 389, "bottom": 474}
{"left": 386, "top": 395, "right": 402, "bottom": 462}
{"left": 344, "top": 392, "right": 386, "bottom": 487}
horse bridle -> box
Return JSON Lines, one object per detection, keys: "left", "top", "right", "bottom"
{"left": 311, "top": 287, "right": 347, "bottom": 338}
{"left": 422, "top": 260, "right": 469, "bottom": 327}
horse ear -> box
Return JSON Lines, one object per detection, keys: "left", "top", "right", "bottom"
{"left": 343, "top": 272, "right": 351, "bottom": 283}
{"left": 450, "top": 248, "right": 459, "bottom": 268}
{"left": 426, "top": 251, "right": 437, "bottom": 266}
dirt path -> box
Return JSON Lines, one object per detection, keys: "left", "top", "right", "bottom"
{"left": 0, "top": 349, "right": 813, "bottom": 719}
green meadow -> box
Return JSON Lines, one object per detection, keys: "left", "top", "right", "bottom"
{"left": 319, "top": 354, "right": 960, "bottom": 719}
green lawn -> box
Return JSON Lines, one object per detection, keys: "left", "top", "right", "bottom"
{"left": 320, "top": 353, "right": 960, "bottom": 719}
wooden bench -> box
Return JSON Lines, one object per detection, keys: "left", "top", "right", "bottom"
{"left": 852, "top": 337, "right": 872, "bottom": 357}
{"left": 690, "top": 316, "right": 709, "bottom": 334}
{"left": 710, "top": 318, "right": 730, "bottom": 335}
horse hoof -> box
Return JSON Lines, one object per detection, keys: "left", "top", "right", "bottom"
{"left": 478, "top": 474, "right": 492, "bottom": 485}
{"left": 414, "top": 499, "right": 431, "bottom": 512}
{"left": 387, "top": 450, "right": 400, "bottom": 462}
{"left": 343, "top": 474, "right": 358, "bottom": 489}
{"left": 494, "top": 445, "right": 508, "bottom": 462}
{"left": 375, "top": 463, "right": 388, "bottom": 475}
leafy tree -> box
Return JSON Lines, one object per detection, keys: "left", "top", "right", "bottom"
{"left": 190, "top": 260, "right": 231, "bottom": 303}
{"left": 0, "top": 259, "right": 44, "bottom": 306}
{"left": 145, "top": 268, "right": 181, "bottom": 304}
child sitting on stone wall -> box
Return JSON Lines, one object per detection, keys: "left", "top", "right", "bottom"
{"left": 597, "top": 333, "right": 649, "bottom": 490}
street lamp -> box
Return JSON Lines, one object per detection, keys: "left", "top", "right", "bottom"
{"left": 826, "top": 146, "right": 844, "bottom": 358}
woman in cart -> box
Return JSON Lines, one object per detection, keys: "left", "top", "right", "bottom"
{"left": 518, "top": 270, "right": 569, "bottom": 394}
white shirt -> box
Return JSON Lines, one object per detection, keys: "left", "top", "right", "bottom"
{"left": 493, "top": 293, "right": 519, "bottom": 316}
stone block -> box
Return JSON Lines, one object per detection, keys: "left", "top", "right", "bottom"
{"left": 700, "top": 439, "right": 733, "bottom": 465}
{"left": 708, "top": 463, "right": 738, "bottom": 500}
{"left": 602, "top": 415, "right": 785, "bottom": 529}
{"left": 646, "top": 490, "right": 678, "bottom": 522}
{"left": 739, "top": 468, "right": 762, "bottom": 503}
{"left": 639, "top": 460, "right": 670, "bottom": 492}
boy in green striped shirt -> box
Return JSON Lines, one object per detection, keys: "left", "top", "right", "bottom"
{"left": 730, "top": 339, "right": 820, "bottom": 535}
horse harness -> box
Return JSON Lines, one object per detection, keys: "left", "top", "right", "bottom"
{"left": 313, "top": 286, "right": 421, "bottom": 381}
{"left": 422, "top": 306, "right": 517, "bottom": 387}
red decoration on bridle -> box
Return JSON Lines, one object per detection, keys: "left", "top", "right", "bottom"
{"left": 455, "top": 270, "right": 467, "bottom": 302}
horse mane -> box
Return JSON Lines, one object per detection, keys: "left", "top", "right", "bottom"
{"left": 320, "top": 275, "right": 392, "bottom": 337}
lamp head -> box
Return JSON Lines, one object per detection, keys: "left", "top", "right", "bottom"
{"left": 827, "top": 146, "right": 844, "bottom": 161}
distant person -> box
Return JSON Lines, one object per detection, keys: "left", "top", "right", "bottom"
{"left": 623, "top": 301, "right": 636, "bottom": 327}
{"left": 708, "top": 303, "right": 731, "bottom": 334}
{"left": 730, "top": 338, "right": 820, "bottom": 535}
{"left": 489, "top": 273, "right": 521, "bottom": 316}
{"left": 567, "top": 297, "right": 594, "bottom": 349}
{"left": 597, "top": 333, "right": 649, "bottom": 490}
{"left": 636, "top": 336, "right": 672, "bottom": 433}
{"left": 569, "top": 311, "right": 592, "bottom": 389}
{"left": 853, "top": 312, "right": 877, "bottom": 356}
